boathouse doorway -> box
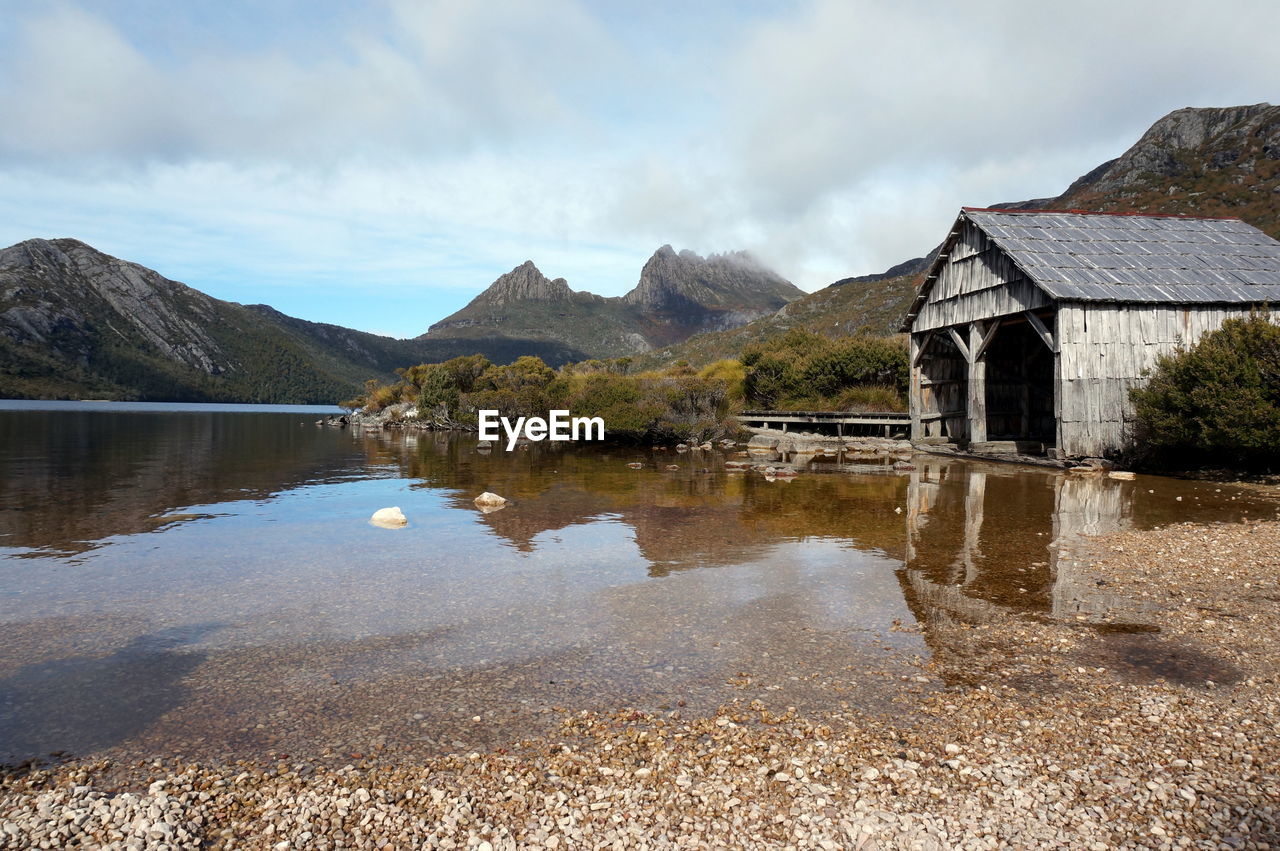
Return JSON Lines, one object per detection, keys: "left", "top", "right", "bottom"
{"left": 982, "top": 317, "right": 1055, "bottom": 446}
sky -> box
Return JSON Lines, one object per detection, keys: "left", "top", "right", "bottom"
{"left": 1, "top": 1, "right": 1278, "bottom": 338}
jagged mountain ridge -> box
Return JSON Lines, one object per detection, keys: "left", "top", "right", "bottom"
{"left": 643, "top": 103, "right": 1280, "bottom": 368}
{"left": 425, "top": 245, "right": 805, "bottom": 358}
{"left": 0, "top": 238, "right": 797, "bottom": 402}
{"left": 0, "top": 239, "right": 587, "bottom": 402}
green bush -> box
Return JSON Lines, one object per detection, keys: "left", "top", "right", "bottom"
{"left": 1130, "top": 314, "right": 1280, "bottom": 468}
{"left": 741, "top": 328, "right": 906, "bottom": 410}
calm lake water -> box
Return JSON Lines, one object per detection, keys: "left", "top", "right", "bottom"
{"left": 0, "top": 402, "right": 1274, "bottom": 767}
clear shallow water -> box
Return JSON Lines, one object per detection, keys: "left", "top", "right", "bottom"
{"left": 0, "top": 405, "right": 1274, "bottom": 766}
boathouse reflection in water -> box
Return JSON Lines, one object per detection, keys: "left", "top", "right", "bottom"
{"left": 902, "top": 458, "right": 1139, "bottom": 627}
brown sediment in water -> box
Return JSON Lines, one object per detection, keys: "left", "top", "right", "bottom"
{"left": 4, "top": 518, "right": 1280, "bottom": 848}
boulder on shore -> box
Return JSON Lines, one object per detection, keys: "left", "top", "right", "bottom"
{"left": 370, "top": 506, "right": 408, "bottom": 528}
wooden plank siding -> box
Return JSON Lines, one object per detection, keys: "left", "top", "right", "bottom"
{"left": 913, "top": 221, "right": 1051, "bottom": 333}
{"left": 1055, "top": 303, "right": 1243, "bottom": 457}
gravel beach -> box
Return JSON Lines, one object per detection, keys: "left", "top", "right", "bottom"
{"left": 3, "top": 516, "right": 1279, "bottom": 849}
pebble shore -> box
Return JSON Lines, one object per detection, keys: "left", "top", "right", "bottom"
{"left": 3, "top": 518, "right": 1279, "bottom": 849}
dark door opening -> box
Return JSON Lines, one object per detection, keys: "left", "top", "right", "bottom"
{"left": 983, "top": 319, "right": 1054, "bottom": 443}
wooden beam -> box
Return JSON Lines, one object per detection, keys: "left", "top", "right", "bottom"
{"left": 947, "top": 327, "right": 970, "bottom": 362}
{"left": 911, "top": 330, "right": 935, "bottom": 368}
{"left": 908, "top": 334, "right": 922, "bottom": 441}
{"left": 1025, "top": 311, "right": 1056, "bottom": 352}
{"left": 972, "top": 319, "right": 1001, "bottom": 361}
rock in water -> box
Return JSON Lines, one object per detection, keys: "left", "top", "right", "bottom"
{"left": 370, "top": 507, "right": 408, "bottom": 528}
{"left": 474, "top": 492, "right": 508, "bottom": 508}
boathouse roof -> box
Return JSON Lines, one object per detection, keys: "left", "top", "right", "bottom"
{"left": 904, "top": 209, "right": 1280, "bottom": 330}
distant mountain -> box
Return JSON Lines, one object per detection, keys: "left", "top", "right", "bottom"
{"left": 642, "top": 103, "right": 1280, "bottom": 368}
{"left": 0, "top": 239, "right": 582, "bottom": 402}
{"left": 0, "top": 239, "right": 797, "bottom": 402}
{"left": 424, "top": 245, "right": 804, "bottom": 358}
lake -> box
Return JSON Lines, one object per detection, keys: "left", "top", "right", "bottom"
{"left": 0, "top": 401, "right": 1273, "bottom": 768}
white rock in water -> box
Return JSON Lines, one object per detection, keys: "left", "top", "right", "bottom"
{"left": 474, "top": 491, "right": 508, "bottom": 507}
{"left": 1109, "top": 470, "right": 1137, "bottom": 480}
{"left": 370, "top": 506, "right": 408, "bottom": 528}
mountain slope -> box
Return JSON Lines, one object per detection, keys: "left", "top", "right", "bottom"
{"left": 0, "top": 239, "right": 583, "bottom": 402}
{"left": 634, "top": 273, "right": 918, "bottom": 369}
{"left": 0, "top": 238, "right": 357, "bottom": 402}
{"left": 424, "top": 246, "right": 804, "bottom": 358}
{"left": 999, "top": 103, "right": 1280, "bottom": 236}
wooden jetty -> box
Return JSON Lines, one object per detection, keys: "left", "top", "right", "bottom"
{"left": 738, "top": 409, "right": 910, "bottom": 438}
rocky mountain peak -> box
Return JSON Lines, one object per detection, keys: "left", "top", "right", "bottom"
{"left": 623, "top": 246, "right": 800, "bottom": 314}
{"left": 1061, "top": 102, "right": 1278, "bottom": 197}
{"left": 472, "top": 260, "right": 574, "bottom": 307}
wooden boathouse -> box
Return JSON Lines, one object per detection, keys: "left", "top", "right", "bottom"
{"left": 901, "top": 208, "right": 1280, "bottom": 459}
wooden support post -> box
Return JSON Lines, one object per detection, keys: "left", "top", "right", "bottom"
{"left": 908, "top": 334, "right": 923, "bottom": 441}
{"left": 967, "top": 322, "right": 987, "bottom": 446}
{"left": 1025, "top": 311, "right": 1055, "bottom": 352}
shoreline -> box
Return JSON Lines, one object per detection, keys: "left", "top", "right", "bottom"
{"left": 4, "top": 518, "right": 1278, "bottom": 848}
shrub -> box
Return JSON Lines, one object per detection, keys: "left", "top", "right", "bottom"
{"left": 1130, "top": 313, "right": 1280, "bottom": 468}
{"left": 741, "top": 329, "right": 907, "bottom": 410}
{"left": 697, "top": 359, "right": 746, "bottom": 403}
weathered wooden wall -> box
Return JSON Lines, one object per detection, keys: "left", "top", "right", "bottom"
{"left": 1056, "top": 303, "right": 1247, "bottom": 457}
{"left": 913, "top": 221, "right": 1051, "bottom": 333}
{"left": 916, "top": 337, "right": 967, "bottom": 440}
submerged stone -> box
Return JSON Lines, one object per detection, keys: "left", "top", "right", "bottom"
{"left": 370, "top": 507, "right": 408, "bottom": 528}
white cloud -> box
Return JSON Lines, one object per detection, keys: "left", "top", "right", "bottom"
{"left": 1, "top": 0, "right": 1278, "bottom": 326}
{"left": 0, "top": 0, "right": 622, "bottom": 166}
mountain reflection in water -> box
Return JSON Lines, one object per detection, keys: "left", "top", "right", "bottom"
{"left": 0, "top": 406, "right": 1273, "bottom": 765}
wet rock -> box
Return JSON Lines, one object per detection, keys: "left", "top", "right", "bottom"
{"left": 474, "top": 492, "right": 508, "bottom": 508}
{"left": 369, "top": 507, "right": 407, "bottom": 528}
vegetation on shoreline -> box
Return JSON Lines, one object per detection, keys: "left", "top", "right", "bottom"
{"left": 1130, "top": 313, "right": 1280, "bottom": 468}
{"left": 346, "top": 330, "right": 908, "bottom": 442}
{"left": 740, "top": 329, "right": 907, "bottom": 412}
